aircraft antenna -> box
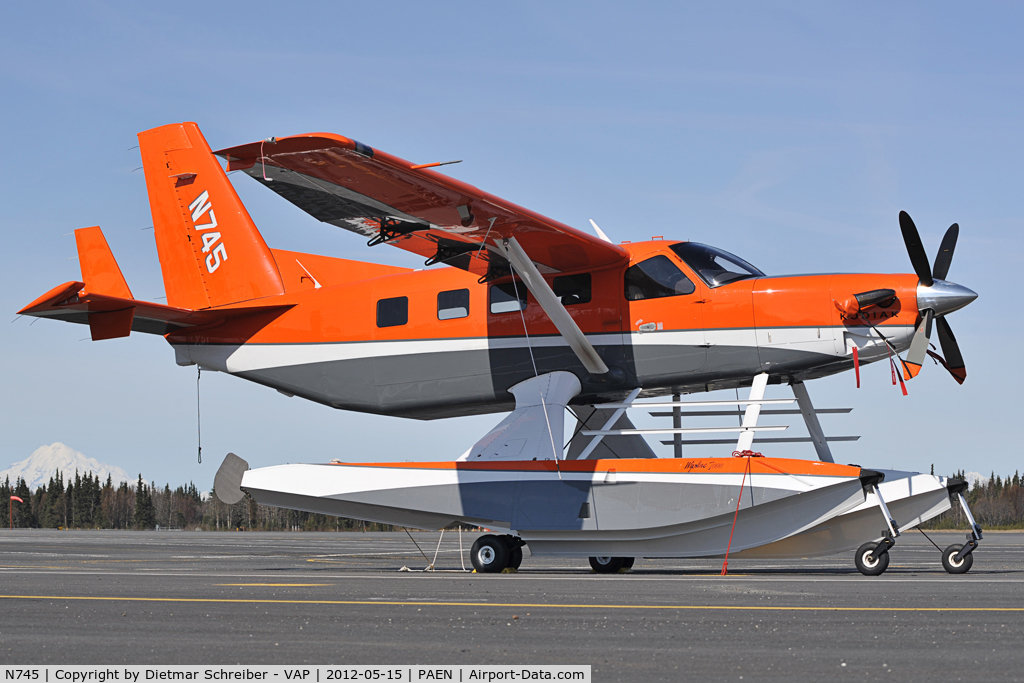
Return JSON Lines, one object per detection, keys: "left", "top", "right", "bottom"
{"left": 196, "top": 366, "right": 202, "bottom": 464}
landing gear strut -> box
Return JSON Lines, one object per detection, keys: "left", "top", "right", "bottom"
{"left": 470, "top": 534, "right": 525, "bottom": 573}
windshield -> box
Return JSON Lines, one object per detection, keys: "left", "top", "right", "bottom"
{"left": 670, "top": 242, "right": 764, "bottom": 288}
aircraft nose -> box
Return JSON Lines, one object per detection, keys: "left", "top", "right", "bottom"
{"left": 916, "top": 279, "right": 978, "bottom": 316}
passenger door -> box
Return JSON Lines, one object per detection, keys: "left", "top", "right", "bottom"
{"left": 623, "top": 253, "right": 707, "bottom": 382}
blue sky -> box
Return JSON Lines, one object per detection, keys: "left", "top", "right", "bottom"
{"left": 1, "top": 3, "right": 1020, "bottom": 488}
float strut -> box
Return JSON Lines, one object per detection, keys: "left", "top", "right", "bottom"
{"left": 868, "top": 484, "right": 900, "bottom": 558}
{"left": 873, "top": 485, "right": 900, "bottom": 539}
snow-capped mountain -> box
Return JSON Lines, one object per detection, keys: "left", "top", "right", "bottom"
{"left": 0, "top": 443, "right": 131, "bottom": 491}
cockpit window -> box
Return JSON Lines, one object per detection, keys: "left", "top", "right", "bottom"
{"left": 624, "top": 255, "right": 696, "bottom": 301}
{"left": 670, "top": 242, "right": 764, "bottom": 288}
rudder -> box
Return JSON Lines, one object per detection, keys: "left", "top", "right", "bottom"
{"left": 138, "top": 122, "right": 285, "bottom": 310}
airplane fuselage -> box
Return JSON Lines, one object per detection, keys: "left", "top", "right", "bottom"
{"left": 172, "top": 240, "right": 920, "bottom": 419}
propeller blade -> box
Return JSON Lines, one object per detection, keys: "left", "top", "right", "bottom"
{"left": 899, "top": 211, "right": 934, "bottom": 287}
{"left": 934, "top": 316, "right": 966, "bottom": 384}
{"left": 903, "top": 309, "right": 934, "bottom": 380}
{"left": 932, "top": 223, "right": 959, "bottom": 281}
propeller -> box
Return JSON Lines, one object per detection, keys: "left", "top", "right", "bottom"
{"left": 899, "top": 212, "right": 975, "bottom": 384}
{"left": 899, "top": 211, "right": 934, "bottom": 288}
{"left": 934, "top": 317, "right": 966, "bottom": 384}
{"left": 932, "top": 222, "right": 958, "bottom": 282}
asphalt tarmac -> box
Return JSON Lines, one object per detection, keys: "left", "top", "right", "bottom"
{"left": 0, "top": 529, "right": 1021, "bottom": 682}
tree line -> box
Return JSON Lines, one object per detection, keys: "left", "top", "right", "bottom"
{"left": 1, "top": 468, "right": 1021, "bottom": 531}
{"left": 0, "top": 471, "right": 392, "bottom": 531}
{"left": 922, "top": 470, "right": 1024, "bottom": 530}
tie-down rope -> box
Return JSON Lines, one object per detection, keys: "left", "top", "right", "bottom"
{"left": 720, "top": 451, "right": 760, "bottom": 575}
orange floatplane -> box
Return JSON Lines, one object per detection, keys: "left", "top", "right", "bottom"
{"left": 20, "top": 122, "right": 982, "bottom": 575}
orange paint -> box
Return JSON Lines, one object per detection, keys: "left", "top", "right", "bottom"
{"left": 338, "top": 457, "right": 860, "bottom": 478}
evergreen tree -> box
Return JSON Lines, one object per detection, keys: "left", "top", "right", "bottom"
{"left": 53, "top": 471, "right": 67, "bottom": 527}
{"left": 92, "top": 473, "right": 107, "bottom": 528}
{"left": 73, "top": 470, "right": 92, "bottom": 527}
{"left": 0, "top": 476, "right": 9, "bottom": 528}
{"left": 13, "top": 478, "right": 32, "bottom": 528}
{"left": 132, "top": 475, "right": 156, "bottom": 530}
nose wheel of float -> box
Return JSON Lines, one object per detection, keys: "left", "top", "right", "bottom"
{"left": 855, "top": 534, "right": 894, "bottom": 576}
{"left": 853, "top": 487, "right": 983, "bottom": 576}
{"left": 939, "top": 491, "right": 983, "bottom": 574}
{"left": 941, "top": 543, "right": 974, "bottom": 574}
{"left": 854, "top": 484, "right": 901, "bottom": 576}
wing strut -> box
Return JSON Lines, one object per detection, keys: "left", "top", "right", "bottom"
{"left": 499, "top": 237, "right": 610, "bottom": 375}
{"left": 790, "top": 380, "right": 835, "bottom": 463}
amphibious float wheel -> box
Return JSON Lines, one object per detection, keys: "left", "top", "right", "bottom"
{"left": 501, "top": 535, "right": 524, "bottom": 570}
{"left": 507, "top": 546, "right": 523, "bottom": 570}
{"left": 855, "top": 542, "right": 890, "bottom": 576}
{"left": 941, "top": 544, "right": 974, "bottom": 574}
{"left": 589, "top": 556, "right": 625, "bottom": 573}
{"left": 471, "top": 534, "right": 509, "bottom": 573}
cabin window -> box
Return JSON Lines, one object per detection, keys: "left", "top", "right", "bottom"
{"left": 490, "top": 282, "right": 528, "bottom": 314}
{"left": 670, "top": 242, "right": 763, "bottom": 288}
{"left": 552, "top": 273, "right": 592, "bottom": 305}
{"left": 437, "top": 289, "right": 470, "bottom": 320}
{"left": 376, "top": 296, "right": 408, "bottom": 327}
{"left": 624, "top": 255, "right": 695, "bottom": 301}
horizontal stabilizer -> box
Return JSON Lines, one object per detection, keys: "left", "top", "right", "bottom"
{"left": 18, "top": 281, "right": 293, "bottom": 337}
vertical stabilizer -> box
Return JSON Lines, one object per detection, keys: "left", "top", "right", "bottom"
{"left": 75, "top": 226, "right": 133, "bottom": 299}
{"left": 138, "top": 122, "right": 284, "bottom": 310}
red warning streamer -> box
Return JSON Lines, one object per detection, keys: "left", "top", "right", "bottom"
{"left": 887, "top": 343, "right": 908, "bottom": 396}
{"left": 852, "top": 345, "right": 860, "bottom": 388}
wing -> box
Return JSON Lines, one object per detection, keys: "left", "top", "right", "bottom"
{"left": 214, "top": 134, "right": 628, "bottom": 280}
